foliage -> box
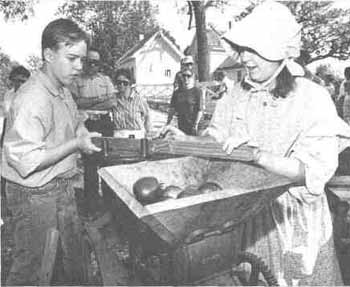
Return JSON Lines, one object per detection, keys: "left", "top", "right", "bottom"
{"left": 315, "top": 63, "right": 341, "bottom": 83}
{"left": 0, "top": 0, "right": 37, "bottom": 21}
{"left": 285, "top": 1, "right": 350, "bottom": 64}
{"left": 0, "top": 50, "right": 14, "bottom": 100}
{"left": 58, "top": 0, "right": 159, "bottom": 78}
{"left": 315, "top": 63, "right": 342, "bottom": 95}
{"left": 26, "top": 55, "right": 43, "bottom": 72}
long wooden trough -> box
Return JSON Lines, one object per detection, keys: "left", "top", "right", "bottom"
{"left": 96, "top": 138, "right": 349, "bottom": 285}
{"left": 99, "top": 157, "right": 293, "bottom": 284}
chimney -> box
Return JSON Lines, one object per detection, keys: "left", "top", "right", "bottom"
{"left": 139, "top": 34, "right": 144, "bottom": 41}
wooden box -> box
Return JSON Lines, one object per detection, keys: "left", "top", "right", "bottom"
{"left": 99, "top": 157, "right": 291, "bottom": 284}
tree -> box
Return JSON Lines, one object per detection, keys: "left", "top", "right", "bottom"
{"left": 0, "top": 0, "right": 37, "bottom": 21}
{"left": 26, "top": 55, "right": 43, "bottom": 72}
{"left": 284, "top": 1, "right": 350, "bottom": 64}
{"left": 0, "top": 49, "right": 14, "bottom": 100}
{"left": 58, "top": 0, "right": 159, "bottom": 78}
{"left": 188, "top": 1, "right": 209, "bottom": 82}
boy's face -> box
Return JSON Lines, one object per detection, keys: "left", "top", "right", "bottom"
{"left": 45, "top": 40, "right": 87, "bottom": 87}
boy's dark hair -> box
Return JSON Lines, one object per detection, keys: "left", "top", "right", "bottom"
{"left": 344, "top": 67, "right": 350, "bottom": 80}
{"left": 9, "top": 65, "right": 30, "bottom": 81}
{"left": 41, "top": 18, "right": 89, "bottom": 59}
{"left": 114, "top": 68, "right": 134, "bottom": 84}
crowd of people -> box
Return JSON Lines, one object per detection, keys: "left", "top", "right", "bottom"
{"left": 0, "top": 0, "right": 350, "bottom": 285}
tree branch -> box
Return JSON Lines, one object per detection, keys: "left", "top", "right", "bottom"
{"left": 187, "top": 1, "right": 193, "bottom": 30}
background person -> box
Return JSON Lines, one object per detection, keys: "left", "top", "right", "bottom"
{"left": 173, "top": 55, "right": 195, "bottom": 91}
{"left": 1, "top": 65, "right": 30, "bottom": 219}
{"left": 2, "top": 18, "right": 101, "bottom": 285}
{"left": 112, "top": 68, "right": 151, "bottom": 139}
{"left": 2, "top": 65, "right": 31, "bottom": 116}
{"left": 165, "top": 68, "right": 203, "bottom": 135}
{"left": 212, "top": 69, "right": 234, "bottom": 100}
{"left": 162, "top": 1, "right": 350, "bottom": 285}
{"left": 70, "top": 48, "right": 115, "bottom": 137}
{"left": 69, "top": 48, "right": 115, "bottom": 221}
{"left": 338, "top": 67, "right": 350, "bottom": 124}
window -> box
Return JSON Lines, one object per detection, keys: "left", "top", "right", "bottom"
{"left": 237, "top": 70, "right": 242, "bottom": 82}
{"left": 131, "top": 67, "right": 135, "bottom": 81}
{"left": 165, "top": 69, "right": 171, "bottom": 77}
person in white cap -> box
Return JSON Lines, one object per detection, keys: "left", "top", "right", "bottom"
{"left": 161, "top": 1, "right": 350, "bottom": 285}
{"left": 173, "top": 55, "right": 195, "bottom": 91}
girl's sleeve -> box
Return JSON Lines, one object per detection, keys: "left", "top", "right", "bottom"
{"left": 290, "top": 88, "right": 340, "bottom": 203}
{"left": 204, "top": 92, "right": 234, "bottom": 143}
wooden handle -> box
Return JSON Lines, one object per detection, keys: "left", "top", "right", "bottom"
{"left": 150, "top": 139, "right": 256, "bottom": 162}
{"left": 328, "top": 176, "right": 350, "bottom": 187}
{"left": 91, "top": 137, "right": 256, "bottom": 162}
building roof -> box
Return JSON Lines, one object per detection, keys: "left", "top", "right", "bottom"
{"left": 190, "top": 29, "right": 226, "bottom": 52}
{"left": 217, "top": 56, "right": 244, "bottom": 70}
{"left": 117, "top": 30, "right": 183, "bottom": 66}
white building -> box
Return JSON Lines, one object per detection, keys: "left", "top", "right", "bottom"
{"left": 116, "top": 30, "right": 184, "bottom": 85}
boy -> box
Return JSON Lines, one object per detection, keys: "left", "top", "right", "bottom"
{"left": 2, "top": 18, "right": 101, "bottom": 285}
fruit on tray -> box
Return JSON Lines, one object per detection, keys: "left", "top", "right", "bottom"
{"left": 162, "top": 185, "right": 183, "bottom": 199}
{"left": 178, "top": 185, "right": 201, "bottom": 198}
{"left": 179, "top": 182, "right": 223, "bottom": 198}
{"left": 133, "top": 176, "right": 164, "bottom": 205}
{"left": 197, "top": 182, "right": 222, "bottom": 194}
{"left": 133, "top": 178, "right": 223, "bottom": 203}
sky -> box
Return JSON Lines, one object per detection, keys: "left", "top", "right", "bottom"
{"left": 0, "top": 0, "right": 65, "bottom": 64}
{"left": 0, "top": 0, "right": 251, "bottom": 65}
{"left": 0, "top": 0, "right": 349, "bottom": 76}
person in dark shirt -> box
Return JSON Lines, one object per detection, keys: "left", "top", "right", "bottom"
{"left": 165, "top": 68, "right": 203, "bottom": 135}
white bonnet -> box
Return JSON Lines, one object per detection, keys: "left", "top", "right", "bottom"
{"left": 223, "top": 1, "right": 304, "bottom": 75}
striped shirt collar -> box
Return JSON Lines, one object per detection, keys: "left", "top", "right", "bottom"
{"left": 116, "top": 88, "right": 137, "bottom": 102}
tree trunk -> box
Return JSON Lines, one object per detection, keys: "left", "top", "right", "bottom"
{"left": 191, "top": 1, "right": 210, "bottom": 82}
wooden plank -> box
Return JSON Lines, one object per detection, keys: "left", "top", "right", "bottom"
{"left": 328, "top": 176, "right": 350, "bottom": 187}
{"left": 39, "top": 228, "right": 59, "bottom": 286}
{"left": 91, "top": 137, "right": 256, "bottom": 162}
{"left": 91, "top": 137, "right": 143, "bottom": 159}
{"left": 150, "top": 139, "right": 256, "bottom": 162}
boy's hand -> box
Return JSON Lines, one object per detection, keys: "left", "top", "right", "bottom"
{"left": 77, "top": 131, "right": 102, "bottom": 154}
